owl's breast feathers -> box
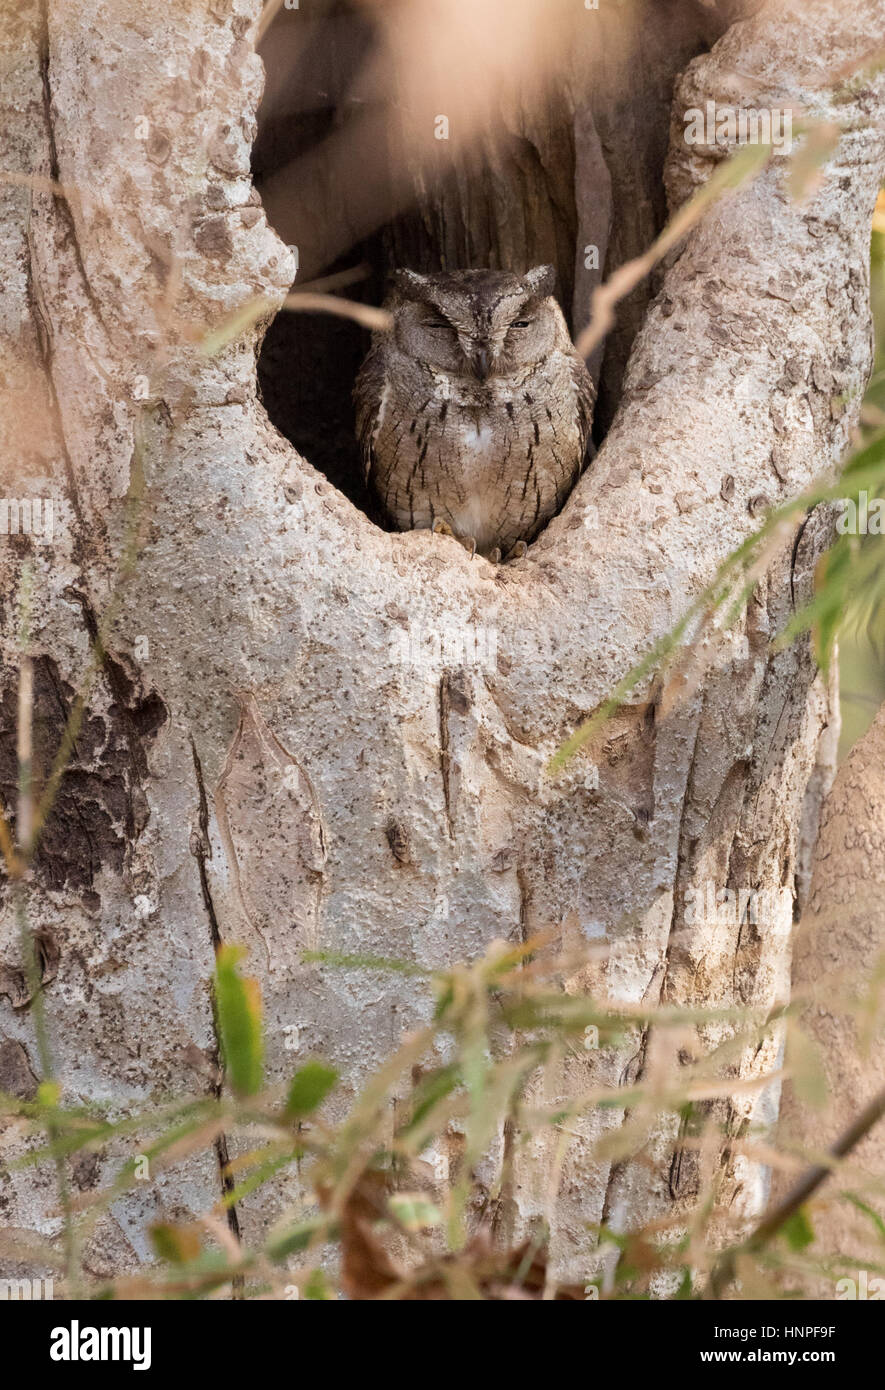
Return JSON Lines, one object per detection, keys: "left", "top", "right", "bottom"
{"left": 355, "top": 343, "right": 595, "bottom": 556}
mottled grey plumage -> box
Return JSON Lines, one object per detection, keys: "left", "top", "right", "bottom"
{"left": 354, "top": 266, "right": 595, "bottom": 558}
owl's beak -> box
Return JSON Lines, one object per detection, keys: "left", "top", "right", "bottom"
{"left": 470, "top": 346, "right": 493, "bottom": 381}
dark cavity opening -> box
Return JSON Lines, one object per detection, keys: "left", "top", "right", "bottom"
{"left": 252, "top": 0, "right": 724, "bottom": 523}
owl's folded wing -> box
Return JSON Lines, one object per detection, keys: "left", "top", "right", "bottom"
{"left": 570, "top": 353, "right": 597, "bottom": 470}
{"left": 353, "top": 342, "right": 389, "bottom": 489}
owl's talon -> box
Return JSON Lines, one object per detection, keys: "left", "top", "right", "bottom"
{"left": 505, "top": 541, "right": 527, "bottom": 562}
{"left": 431, "top": 519, "right": 475, "bottom": 558}
{"left": 488, "top": 547, "right": 502, "bottom": 565}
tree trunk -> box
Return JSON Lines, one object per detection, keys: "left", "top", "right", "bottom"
{"left": 0, "top": 0, "right": 883, "bottom": 1287}
{"left": 771, "top": 701, "right": 885, "bottom": 1296}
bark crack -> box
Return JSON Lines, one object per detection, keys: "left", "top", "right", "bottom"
{"left": 37, "top": 2, "right": 111, "bottom": 338}
{"left": 598, "top": 707, "right": 704, "bottom": 1226}
{"left": 191, "top": 736, "right": 221, "bottom": 949}
{"left": 516, "top": 865, "right": 530, "bottom": 945}
{"left": 658, "top": 709, "right": 704, "bottom": 1003}
{"left": 189, "top": 737, "right": 243, "bottom": 1271}
{"left": 66, "top": 589, "right": 159, "bottom": 784}
{"left": 24, "top": 219, "right": 85, "bottom": 531}
{"left": 437, "top": 671, "right": 456, "bottom": 840}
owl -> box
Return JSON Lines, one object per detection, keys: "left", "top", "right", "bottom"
{"left": 354, "top": 266, "right": 595, "bottom": 560}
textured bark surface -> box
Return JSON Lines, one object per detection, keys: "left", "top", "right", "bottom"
{"left": 0, "top": 0, "right": 883, "bottom": 1286}
{"left": 771, "top": 702, "right": 885, "bottom": 1295}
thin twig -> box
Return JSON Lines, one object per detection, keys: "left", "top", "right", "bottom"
{"left": 282, "top": 292, "right": 392, "bottom": 332}
{"left": 0, "top": 170, "right": 83, "bottom": 220}
{"left": 295, "top": 263, "right": 371, "bottom": 295}
{"left": 575, "top": 142, "right": 772, "bottom": 360}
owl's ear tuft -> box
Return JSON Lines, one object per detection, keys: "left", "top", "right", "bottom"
{"left": 524, "top": 264, "right": 556, "bottom": 299}
{"left": 392, "top": 268, "right": 432, "bottom": 300}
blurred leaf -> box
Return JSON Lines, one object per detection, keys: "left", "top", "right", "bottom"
{"left": 150, "top": 1222, "right": 202, "bottom": 1265}
{"left": 302, "top": 949, "right": 431, "bottom": 977}
{"left": 674, "top": 1267, "right": 694, "bottom": 1299}
{"left": 0, "top": 1227, "right": 63, "bottom": 1269}
{"left": 200, "top": 295, "right": 277, "bottom": 357}
{"left": 221, "top": 1148, "right": 295, "bottom": 1207}
{"left": 439, "top": 1265, "right": 484, "bottom": 1300}
{"left": 812, "top": 548, "right": 844, "bottom": 672}
{"left": 782, "top": 1208, "right": 815, "bottom": 1252}
{"left": 284, "top": 1060, "right": 338, "bottom": 1119}
{"left": 400, "top": 1063, "right": 462, "bottom": 1132}
{"left": 786, "top": 1020, "right": 829, "bottom": 1109}
{"left": 788, "top": 121, "right": 840, "bottom": 202}
{"left": 304, "top": 1268, "right": 334, "bottom": 1300}
{"left": 388, "top": 1192, "right": 442, "bottom": 1231}
{"left": 266, "top": 1214, "right": 331, "bottom": 1263}
{"left": 37, "top": 1081, "right": 61, "bottom": 1108}
{"left": 319, "top": 1169, "right": 403, "bottom": 1299}
{"left": 842, "top": 1192, "right": 885, "bottom": 1243}
{"left": 214, "top": 944, "right": 264, "bottom": 1096}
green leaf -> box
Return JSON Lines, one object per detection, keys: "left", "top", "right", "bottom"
{"left": 267, "top": 1214, "right": 330, "bottom": 1263}
{"left": 401, "top": 1063, "right": 461, "bottom": 1132}
{"left": 842, "top": 1192, "right": 885, "bottom": 1243}
{"left": 788, "top": 121, "right": 841, "bottom": 203}
{"left": 283, "top": 1060, "right": 338, "bottom": 1119}
{"left": 301, "top": 949, "right": 429, "bottom": 977}
{"left": 782, "top": 1208, "right": 815, "bottom": 1252}
{"left": 304, "top": 1268, "right": 334, "bottom": 1300}
{"left": 786, "top": 1021, "right": 829, "bottom": 1109}
{"left": 674, "top": 1267, "right": 694, "bottom": 1300}
{"left": 36, "top": 1080, "right": 61, "bottom": 1108}
{"left": 388, "top": 1192, "right": 442, "bottom": 1231}
{"left": 150, "top": 1221, "right": 202, "bottom": 1265}
{"left": 214, "top": 944, "right": 264, "bottom": 1096}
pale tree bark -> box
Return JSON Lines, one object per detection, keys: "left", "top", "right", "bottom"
{"left": 0, "top": 0, "right": 883, "bottom": 1289}
{"left": 770, "top": 701, "right": 885, "bottom": 1297}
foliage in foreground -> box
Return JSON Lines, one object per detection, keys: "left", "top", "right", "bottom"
{"left": 1, "top": 935, "right": 883, "bottom": 1300}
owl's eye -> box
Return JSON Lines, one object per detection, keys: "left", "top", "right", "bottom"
{"left": 424, "top": 319, "right": 451, "bottom": 330}
{"left": 510, "top": 320, "right": 532, "bottom": 329}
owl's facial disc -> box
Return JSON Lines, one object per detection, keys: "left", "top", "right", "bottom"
{"left": 389, "top": 267, "right": 569, "bottom": 384}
